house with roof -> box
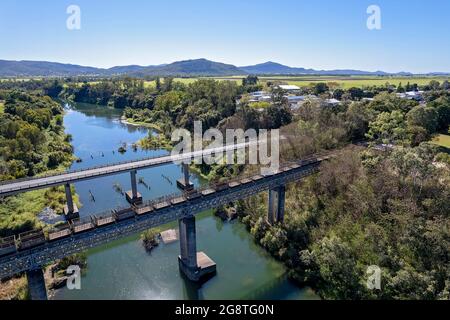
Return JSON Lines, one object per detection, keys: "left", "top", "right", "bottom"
{"left": 396, "top": 91, "right": 424, "bottom": 101}
{"left": 322, "top": 98, "right": 341, "bottom": 107}
{"left": 277, "top": 84, "right": 301, "bottom": 92}
{"left": 289, "top": 95, "right": 320, "bottom": 110}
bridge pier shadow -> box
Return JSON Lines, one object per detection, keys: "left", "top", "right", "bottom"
{"left": 179, "top": 268, "right": 218, "bottom": 300}
{"left": 180, "top": 271, "right": 201, "bottom": 300}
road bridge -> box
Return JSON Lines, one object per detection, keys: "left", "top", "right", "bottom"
{"left": 0, "top": 141, "right": 259, "bottom": 218}
{"left": 0, "top": 141, "right": 256, "bottom": 197}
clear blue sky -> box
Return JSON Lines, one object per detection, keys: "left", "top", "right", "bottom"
{"left": 0, "top": 0, "right": 449, "bottom": 73}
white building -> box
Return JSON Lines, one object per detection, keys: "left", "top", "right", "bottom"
{"left": 396, "top": 91, "right": 424, "bottom": 101}
{"left": 277, "top": 85, "right": 301, "bottom": 92}
{"left": 289, "top": 95, "right": 319, "bottom": 110}
{"left": 249, "top": 91, "right": 268, "bottom": 98}
{"left": 287, "top": 95, "right": 306, "bottom": 103}
{"left": 247, "top": 91, "right": 272, "bottom": 103}
{"left": 323, "top": 98, "right": 341, "bottom": 107}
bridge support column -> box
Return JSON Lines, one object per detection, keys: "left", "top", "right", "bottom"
{"left": 63, "top": 183, "right": 79, "bottom": 220}
{"left": 178, "top": 215, "right": 216, "bottom": 282}
{"left": 177, "top": 163, "right": 194, "bottom": 191}
{"left": 126, "top": 170, "right": 142, "bottom": 204}
{"left": 26, "top": 268, "right": 47, "bottom": 300}
{"left": 268, "top": 185, "right": 286, "bottom": 224}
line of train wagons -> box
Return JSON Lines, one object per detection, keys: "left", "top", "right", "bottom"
{"left": 0, "top": 158, "right": 322, "bottom": 259}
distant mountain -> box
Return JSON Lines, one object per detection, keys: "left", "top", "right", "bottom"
{"left": 107, "top": 65, "right": 149, "bottom": 74}
{"left": 0, "top": 60, "right": 105, "bottom": 77}
{"left": 240, "top": 61, "right": 415, "bottom": 76}
{"left": 0, "top": 59, "right": 244, "bottom": 77}
{"left": 0, "top": 59, "right": 446, "bottom": 77}
{"left": 135, "top": 59, "right": 244, "bottom": 77}
{"left": 240, "top": 61, "right": 312, "bottom": 75}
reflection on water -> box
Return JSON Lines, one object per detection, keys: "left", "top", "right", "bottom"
{"left": 53, "top": 101, "right": 317, "bottom": 300}
{"left": 63, "top": 102, "right": 199, "bottom": 217}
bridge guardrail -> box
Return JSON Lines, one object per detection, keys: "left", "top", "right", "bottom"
{"left": 0, "top": 153, "right": 169, "bottom": 186}
{"left": 0, "top": 142, "right": 256, "bottom": 191}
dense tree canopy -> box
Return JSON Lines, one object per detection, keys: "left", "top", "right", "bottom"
{"left": 0, "top": 90, "right": 74, "bottom": 237}
{"left": 0, "top": 91, "right": 73, "bottom": 180}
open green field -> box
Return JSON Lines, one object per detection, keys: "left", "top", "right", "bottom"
{"left": 211, "top": 75, "right": 450, "bottom": 89}
{"left": 165, "top": 75, "right": 450, "bottom": 89}
{"left": 81, "top": 75, "right": 450, "bottom": 89}
{"left": 0, "top": 101, "right": 4, "bottom": 113}
{"left": 281, "top": 77, "right": 449, "bottom": 89}
{"left": 433, "top": 134, "right": 450, "bottom": 148}
{"left": 143, "top": 78, "right": 209, "bottom": 88}
{"left": 3, "top": 75, "right": 448, "bottom": 89}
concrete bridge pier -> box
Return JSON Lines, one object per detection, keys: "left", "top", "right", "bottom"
{"left": 26, "top": 268, "right": 48, "bottom": 300}
{"left": 178, "top": 215, "right": 216, "bottom": 282}
{"left": 268, "top": 185, "right": 286, "bottom": 224}
{"left": 63, "top": 183, "right": 79, "bottom": 220}
{"left": 126, "top": 170, "right": 142, "bottom": 204}
{"left": 177, "top": 163, "right": 194, "bottom": 191}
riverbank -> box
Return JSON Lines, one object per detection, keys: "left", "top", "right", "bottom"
{"left": 0, "top": 277, "right": 28, "bottom": 300}
{"left": 120, "top": 118, "right": 175, "bottom": 151}
{"left": 0, "top": 123, "right": 78, "bottom": 237}
{"left": 138, "top": 134, "right": 173, "bottom": 151}
{"left": 0, "top": 98, "right": 77, "bottom": 235}
{"left": 121, "top": 117, "right": 163, "bottom": 132}
{"left": 0, "top": 253, "right": 87, "bottom": 300}
{"left": 0, "top": 96, "right": 79, "bottom": 300}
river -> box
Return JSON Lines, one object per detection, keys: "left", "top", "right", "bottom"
{"left": 53, "top": 101, "right": 317, "bottom": 300}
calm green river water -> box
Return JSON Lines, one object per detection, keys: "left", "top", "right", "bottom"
{"left": 53, "top": 102, "right": 317, "bottom": 300}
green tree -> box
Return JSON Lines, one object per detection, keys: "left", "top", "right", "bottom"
{"left": 155, "top": 77, "right": 162, "bottom": 92}
{"left": 347, "top": 87, "right": 364, "bottom": 100}
{"left": 429, "top": 80, "right": 441, "bottom": 91}
{"left": 333, "top": 89, "right": 345, "bottom": 100}
{"left": 366, "top": 110, "right": 407, "bottom": 144}
{"left": 313, "top": 83, "right": 329, "bottom": 96}
{"left": 369, "top": 92, "right": 417, "bottom": 114}
{"left": 428, "top": 97, "right": 450, "bottom": 131}
{"left": 242, "top": 75, "right": 259, "bottom": 86}
{"left": 406, "top": 106, "right": 438, "bottom": 134}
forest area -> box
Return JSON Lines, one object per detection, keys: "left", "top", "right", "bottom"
{"left": 0, "top": 89, "right": 74, "bottom": 237}
{"left": 235, "top": 89, "right": 450, "bottom": 300}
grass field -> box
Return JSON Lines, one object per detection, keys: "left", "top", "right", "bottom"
{"left": 210, "top": 75, "right": 450, "bottom": 89}
{"left": 3, "top": 75, "right": 449, "bottom": 89}
{"left": 143, "top": 78, "right": 206, "bottom": 88}
{"left": 433, "top": 134, "right": 450, "bottom": 148}
{"left": 0, "top": 101, "right": 4, "bottom": 113}
{"left": 153, "top": 76, "right": 450, "bottom": 89}
{"left": 281, "top": 77, "right": 449, "bottom": 89}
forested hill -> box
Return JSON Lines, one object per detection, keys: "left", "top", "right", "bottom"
{"left": 2, "top": 58, "right": 446, "bottom": 77}
{"left": 0, "top": 59, "right": 243, "bottom": 77}
{"left": 0, "top": 60, "right": 103, "bottom": 77}
{"left": 129, "top": 59, "right": 243, "bottom": 77}
{"left": 239, "top": 61, "right": 412, "bottom": 76}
